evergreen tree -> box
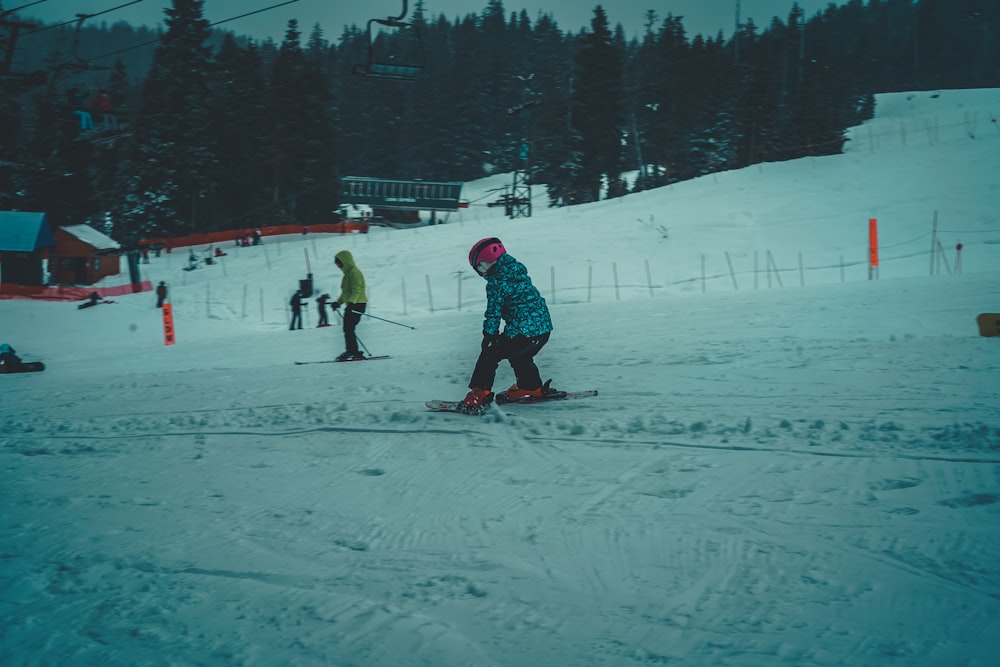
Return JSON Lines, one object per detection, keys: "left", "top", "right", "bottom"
{"left": 205, "top": 34, "right": 269, "bottom": 228}
{"left": 4, "top": 0, "right": 998, "bottom": 224}
{"left": 0, "top": 83, "right": 23, "bottom": 210}
{"left": 114, "top": 0, "right": 217, "bottom": 243}
{"left": 19, "top": 97, "right": 101, "bottom": 228}
{"left": 566, "top": 6, "right": 624, "bottom": 204}
{"left": 648, "top": 14, "right": 695, "bottom": 183}
{"left": 262, "top": 19, "right": 314, "bottom": 224}
{"left": 296, "top": 22, "right": 338, "bottom": 223}
{"left": 687, "top": 35, "right": 740, "bottom": 177}
{"left": 527, "top": 13, "right": 574, "bottom": 192}
{"left": 623, "top": 11, "right": 660, "bottom": 192}
{"left": 89, "top": 62, "right": 132, "bottom": 226}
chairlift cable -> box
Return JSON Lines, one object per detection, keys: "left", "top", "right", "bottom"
{"left": 21, "top": 0, "right": 146, "bottom": 36}
{"left": 216, "top": 0, "right": 300, "bottom": 31}
{"left": 86, "top": 0, "right": 302, "bottom": 63}
{"left": 1, "top": 0, "right": 50, "bottom": 19}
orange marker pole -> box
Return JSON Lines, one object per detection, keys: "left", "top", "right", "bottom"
{"left": 868, "top": 218, "right": 879, "bottom": 280}
{"left": 162, "top": 303, "right": 176, "bottom": 346}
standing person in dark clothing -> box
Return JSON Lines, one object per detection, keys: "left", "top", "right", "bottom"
{"left": 316, "top": 293, "right": 331, "bottom": 327}
{"left": 289, "top": 290, "right": 304, "bottom": 330}
{"left": 330, "top": 250, "right": 368, "bottom": 360}
{"left": 156, "top": 281, "right": 168, "bottom": 308}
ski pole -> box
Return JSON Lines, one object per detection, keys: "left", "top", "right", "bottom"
{"left": 336, "top": 308, "right": 372, "bottom": 356}
{"left": 354, "top": 310, "right": 416, "bottom": 330}
{"left": 356, "top": 332, "right": 372, "bottom": 356}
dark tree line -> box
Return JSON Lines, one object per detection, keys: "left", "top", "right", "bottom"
{"left": 1, "top": 0, "right": 997, "bottom": 245}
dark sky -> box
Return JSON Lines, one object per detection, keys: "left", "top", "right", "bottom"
{"left": 18, "top": 1, "right": 846, "bottom": 42}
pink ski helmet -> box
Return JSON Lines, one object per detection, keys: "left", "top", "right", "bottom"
{"left": 469, "top": 237, "right": 506, "bottom": 275}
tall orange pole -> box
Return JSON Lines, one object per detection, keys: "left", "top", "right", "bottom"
{"left": 162, "top": 303, "right": 176, "bottom": 346}
{"left": 868, "top": 218, "right": 879, "bottom": 280}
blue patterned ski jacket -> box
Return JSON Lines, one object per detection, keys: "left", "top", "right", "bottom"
{"left": 482, "top": 253, "right": 552, "bottom": 337}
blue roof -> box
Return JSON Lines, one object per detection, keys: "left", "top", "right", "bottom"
{"left": 0, "top": 211, "right": 55, "bottom": 252}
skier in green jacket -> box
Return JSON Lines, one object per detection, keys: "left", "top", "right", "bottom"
{"left": 330, "top": 250, "right": 368, "bottom": 360}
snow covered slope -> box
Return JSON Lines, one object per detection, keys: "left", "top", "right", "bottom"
{"left": 1, "top": 89, "right": 998, "bottom": 666}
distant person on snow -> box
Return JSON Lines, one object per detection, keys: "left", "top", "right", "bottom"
{"left": 331, "top": 250, "right": 367, "bottom": 360}
{"left": 156, "top": 281, "right": 168, "bottom": 308}
{"left": 316, "top": 293, "right": 330, "bottom": 327}
{"left": 0, "top": 343, "right": 21, "bottom": 369}
{"left": 289, "top": 290, "right": 304, "bottom": 330}
{"left": 76, "top": 291, "right": 101, "bottom": 309}
{"left": 459, "top": 237, "right": 555, "bottom": 414}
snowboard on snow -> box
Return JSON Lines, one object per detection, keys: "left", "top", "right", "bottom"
{"left": 426, "top": 389, "right": 598, "bottom": 414}
{"left": 295, "top": 355, "right": 391, "bottom": 365}
{"left": 977, "top": 313, "right": 1000, "bottom": 337}
{"left": 0, "top": 361, "right": 45, "bottom": 374}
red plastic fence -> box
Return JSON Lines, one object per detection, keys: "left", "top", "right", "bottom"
{"left": 138, "top": 222, "right": 368, "bottom": 249}
{"left": 1, "top": 224, "right": 366, "bottom": 301}
{"left": 0, "top": 281, "right": 153, "bottom": 301}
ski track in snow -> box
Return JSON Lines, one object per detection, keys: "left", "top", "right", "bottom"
{"left": 3, "top": 358, "right": 998, "bottom": 665}
{"left": 3, "top": 89, "right": 1000, "bottom": 665}
{"left": 3, "top": 288, "right": 999, "bottom": 666}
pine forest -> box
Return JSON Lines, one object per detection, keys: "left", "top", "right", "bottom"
{"left": 0, "top": 0, "right": 997, "bottom": 246}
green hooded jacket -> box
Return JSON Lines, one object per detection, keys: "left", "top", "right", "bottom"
{"left": 334, "top": 250, "right": 367, "bottom": 305}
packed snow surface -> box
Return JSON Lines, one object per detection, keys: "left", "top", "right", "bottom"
{"left": 2, "top": 89, "right": 999, "bottom": 666}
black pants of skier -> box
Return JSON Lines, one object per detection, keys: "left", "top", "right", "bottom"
{"left": 317, "top": 305, "right": 328, "bottom": 326}
{"left": 290, "top": 309, "right": 302, "bottom": 330}
{"left": 343, "top": 303, "right": 366, "bottom": 353}
{"left": 470, "top": 332, "right": 550, "bottom": 392}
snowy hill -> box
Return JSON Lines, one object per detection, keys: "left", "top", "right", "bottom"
{"left": 1, "top": 89, "right": 999, "bottom": 666}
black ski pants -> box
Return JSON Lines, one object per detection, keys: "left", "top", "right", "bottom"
{"left": 470, "top": 332, "right": 550, "bottom": 392}
{"left": 342, "top": 303, "right": 366, "bottom": 353}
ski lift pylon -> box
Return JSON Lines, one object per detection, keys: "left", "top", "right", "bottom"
{"left": 352, "top": 0, "right": 425, "bottom": 81}
{"left": 0, "top": 16, "right": 47, "bottom": 91}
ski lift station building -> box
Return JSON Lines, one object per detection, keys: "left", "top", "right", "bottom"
{"left": 339, "top": 177, "right": 465, "bottom": 215}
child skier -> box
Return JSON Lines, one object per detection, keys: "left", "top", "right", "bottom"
{"left": 460, "top": 237, "right": 555, "bottom": 414}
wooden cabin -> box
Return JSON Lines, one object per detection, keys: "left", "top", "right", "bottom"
{"left": 0, "top": 211, "right": 56, "bottom": 287}
{"left": 51, "top": 224, "right": 122, "bottom": 285}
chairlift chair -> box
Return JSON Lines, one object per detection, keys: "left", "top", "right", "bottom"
{"left": 352, "top": 0, "right": 425, "bottom": 81}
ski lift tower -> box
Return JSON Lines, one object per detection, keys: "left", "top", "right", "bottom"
{"left": 506, "top": 75, "right": 541, "bottom": 219}
{"left": 1, "top": 15, "right": 46, "bottom": 91}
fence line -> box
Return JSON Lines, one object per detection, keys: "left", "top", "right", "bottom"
{"left": 137, "top": 221, "right": 987, "bottom": 326}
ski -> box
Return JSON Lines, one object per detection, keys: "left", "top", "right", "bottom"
{"left": 295, "top": 355, "right": 391, "bottom": 365}
{"left": 425, "top": 399, "right": 485, "bottom": 415}
{"left": 426, "top": 389, "right": 597, "bottom": 414}
{"left": 495, "top": 389, "right": 598, "bottom": 405}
